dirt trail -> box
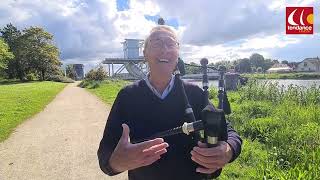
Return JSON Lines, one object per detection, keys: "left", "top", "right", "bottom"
{"left": 0, "top": 82, "right": 127, "bottom": 180}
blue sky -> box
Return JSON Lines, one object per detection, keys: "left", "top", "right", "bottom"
{"left": 117, "top": 0, "right": 129, "bottom": 11}
{"left": 0, "top": 0, "right": 319, "bottom": 70}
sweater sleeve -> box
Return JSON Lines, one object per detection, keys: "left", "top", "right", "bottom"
{"left": 97, "top": 89, "right": 127, "bottom": 176}
{"left": 225, "top": 121, "right": 242, "bottom": 163}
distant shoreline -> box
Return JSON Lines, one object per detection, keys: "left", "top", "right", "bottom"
{"left": 242, "top": 72, "right": 320, "bottom": 80}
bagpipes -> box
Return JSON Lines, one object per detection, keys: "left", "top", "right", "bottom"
{"left": 134, "top": 58, "right": 231, "bottom": 179}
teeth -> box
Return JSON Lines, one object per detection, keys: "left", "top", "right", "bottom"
{"left": 159, "top": 59, "right": 169, "bottom": 63}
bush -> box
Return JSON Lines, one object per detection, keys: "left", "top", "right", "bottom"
{"left": 85, "top": 66, "right": 107, "bottom": 81}
{"left": 26, "top": 73, "right": 38, "bottom": 81}
{"left": 78, "top": 80, "right": 90, "bottom": 88}
{"left": 46, "top": 75, "right": 74, "bottom": 83}
{"left": 78, "top": 80, "right": 101, "bottom": 89}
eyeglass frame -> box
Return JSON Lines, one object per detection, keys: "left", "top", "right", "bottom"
{"left": 148, "top": 37, "right": 180, "bottom": 49}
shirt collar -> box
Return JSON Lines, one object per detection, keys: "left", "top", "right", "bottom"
{"left": 144, "top": 73, "right": 175, "bottom": 100}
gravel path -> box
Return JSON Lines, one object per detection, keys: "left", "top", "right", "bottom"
{"left": 0, "top": 82, "right": 128, "bottom": 180}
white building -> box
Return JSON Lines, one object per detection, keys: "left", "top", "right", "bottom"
{"left": 296, "top": 57, "right": 320, "bottom": 72}
{"left": 267, "top": 63, "right": 293, "bottom": 73}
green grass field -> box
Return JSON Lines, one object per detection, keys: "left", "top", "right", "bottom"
{"left": 0, "top": 81, "right": 66, "bottom": 142}
{"left": 79, "top": 79, "right": 129, "bottom": 105}
{"left": 83, "top": 79, "right": 320, "bottom": 179}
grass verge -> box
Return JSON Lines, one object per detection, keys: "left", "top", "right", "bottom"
{"left": 0, "top": 81, "right": 67, "bottom": 142}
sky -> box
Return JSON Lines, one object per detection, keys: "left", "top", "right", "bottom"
{"left": 0, "top": 0, "right": 319, "bottom": 71}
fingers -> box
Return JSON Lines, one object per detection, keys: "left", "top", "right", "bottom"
{"left": 137, "top": 147, "right": 168, "bottom": 167}
{"left": 132, "top": 138, "right": 168, "bottom": 164}
{"left": 191, "top": 141, "right": 229, "bottom": 171}
{"left": 139, "top": 145, "right": 169, "bottom": 166}
{"left": 142, "top": 143, "right": 169, "bottom": 156}
{"left": 193, "top": 147, "right": 219, "bottom": 157}
{"left": 154, "top": 148, "right": 167, "bottom": 156}
{"left": 197, "top": 141, "right": 208, "bottom": 148}
{"left": 193, "top": 143, "right": 223, "bottom": 157}
{"left": 137, "top": 138, "right": 165, "bottom": 150}
{"left": 191, "top": 153, "right": 221, "bottom": 169}
{"left": 191, "top": 150, "right": 218, "bottom": 164}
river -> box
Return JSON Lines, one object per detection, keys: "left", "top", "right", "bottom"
{"left": 185, "top": 79, "right": 320, "bottom": 88}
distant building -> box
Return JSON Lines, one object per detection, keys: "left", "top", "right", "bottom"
{"left": 73, "top": 64, "right": 84, "bottom": 80}
{"left": 267, "top": 63, "right": 293, "bottom": 73}
{"left": 296, "top": 57, "right": 320, "bottom": 72}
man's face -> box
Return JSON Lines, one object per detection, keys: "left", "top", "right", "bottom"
{"left": 144, "top": 30, "right": 179, "bottom": 76}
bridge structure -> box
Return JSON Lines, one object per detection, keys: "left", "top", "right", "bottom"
{"left": 102, "top": 39, "right": 148, "bottom": 80}
{"left": 101, "top": 38, "right": 223, "bottom": 81}
{"left": 100, "top": 17, "right": 240, "bottom": 90}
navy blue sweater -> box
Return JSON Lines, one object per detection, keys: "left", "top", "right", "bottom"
{"left": 97, "top": 79, "right": 242, "bottom": 180}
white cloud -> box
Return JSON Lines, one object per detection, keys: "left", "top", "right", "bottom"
{"left": 0, "top": 0, "right": 318, "bottom": 72}
{"left": 180, "top": 34, "right": 303, "bottom": 64}
{"left": 239, "top": 35, "right": 300, "bottom": 50}
{"left": 0, "top": 0, "right": 119, "bottom": 66}
{"left": 144, "top": 0, "right": 318, "bottom": 63}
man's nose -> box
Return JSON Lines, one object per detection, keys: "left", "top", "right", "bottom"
{"left": 163, "top": 44, "right": 169, "bottom": 51}
{"left": 162, "top": 43, "right": 172, "bottom": 52}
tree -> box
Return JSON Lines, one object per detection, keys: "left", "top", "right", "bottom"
{"left": 85, "top": 65, "right": 107, "bottom": 81}
{"left": 235, "top": 58, "right": 251, "bottom": 73}
{"left": 264, "top": 59, "right": 274, "bottom": 71}
{"left": 185, "top": 62, "right": 201, "bottom": 74}
{"left": 0, "top": 38, "right": 14, "bottom": 70}
{"left": 214, "top": 60, "right": 233, "bottom": 70}
{"left": 281, "top": 60, "right": 289, "bottom": 65}
{"left": 66, "top": 64, "right": 77, "bottom": 80}
{"left": 249, "top": 53, "right": 265, "bottom": 70}
{"left": 1, "top": 24, "right": 62, "bottom": 80}
{"left": 0, "top": 24, "right": 22, "bottom": 79}
{"left": 17, "top": 27, "right": 62, "bottom": 80}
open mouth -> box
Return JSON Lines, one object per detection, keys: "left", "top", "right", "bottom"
{"left": 158, "top": 59, "right": 169, "bottom": 63}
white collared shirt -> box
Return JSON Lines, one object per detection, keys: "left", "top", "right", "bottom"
{"left": 144, "top": 73, "right": 175, "bottom": 100}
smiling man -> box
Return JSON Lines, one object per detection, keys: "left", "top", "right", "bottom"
{"left": 97, "top": 25, "right": 242, "bottom": 180}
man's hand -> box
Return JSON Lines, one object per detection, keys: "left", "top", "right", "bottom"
{"left": 109, "top": 124, "right": 169, "bottom": 172}
{"left": 191, "top": 141, "right": 233, "bottom": 174}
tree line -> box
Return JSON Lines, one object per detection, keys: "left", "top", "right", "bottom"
{"left": 0, "top": 23, "right": 62, "bottom": 81}
{"left": 184, "top": 53, "right": 296, "bottom": 74}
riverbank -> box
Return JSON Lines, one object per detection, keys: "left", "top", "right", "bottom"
{"left": 217, "top": 80, "right": 320, "bottom": 179}
{"left": 242, "top": 72, "right": 320, "bottom": 80}
{"left": 81, "top": 79, "right": 320, "bottom": 179}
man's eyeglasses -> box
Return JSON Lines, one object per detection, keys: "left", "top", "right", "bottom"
{"left": 149, "top": 38, "right": 179, "bottom": 49}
